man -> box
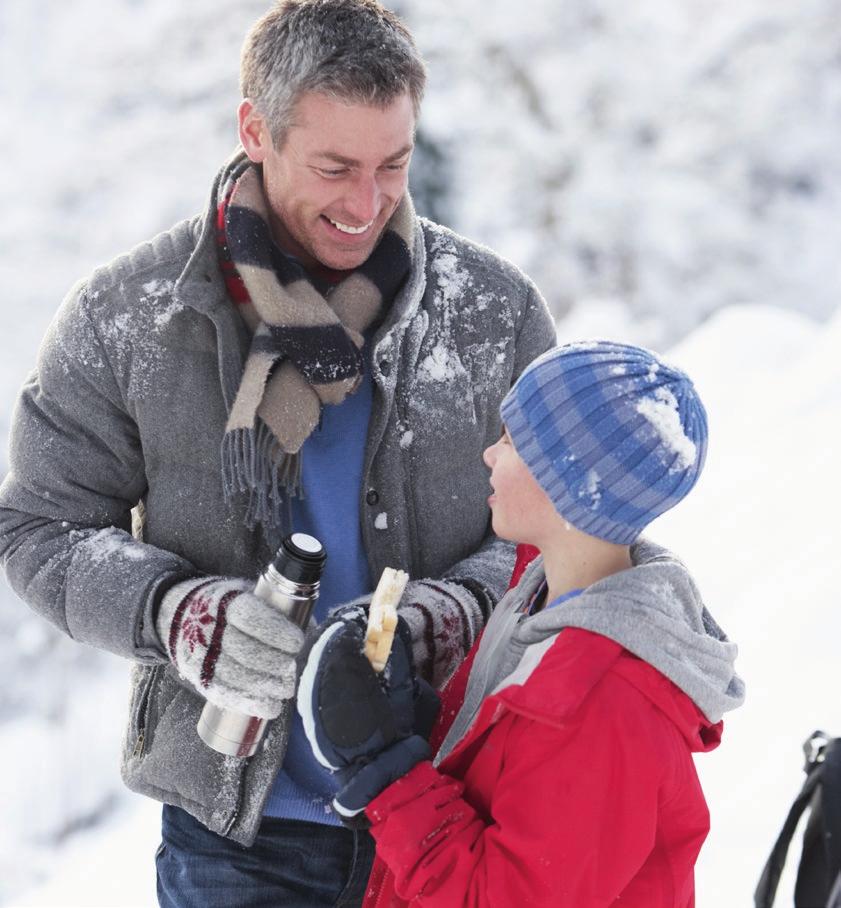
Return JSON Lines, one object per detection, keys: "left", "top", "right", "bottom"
{"left": 0, "top": 0, "right": 555, "bottom": 905}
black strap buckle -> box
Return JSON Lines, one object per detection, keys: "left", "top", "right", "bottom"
{"left": 803, "top": 729, "right": 831, "bottom": 771}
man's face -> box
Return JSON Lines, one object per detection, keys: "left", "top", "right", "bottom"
{"left": 239, "top": 91, "right": 415, "bottom": 271}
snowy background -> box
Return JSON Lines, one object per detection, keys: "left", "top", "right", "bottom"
{"left": 1, "top": 0, "right": 840, "bottom": 904}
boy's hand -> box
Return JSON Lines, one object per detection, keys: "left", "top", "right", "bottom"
{"left": 297, "top": 616, "right": 436, "bottom": 822}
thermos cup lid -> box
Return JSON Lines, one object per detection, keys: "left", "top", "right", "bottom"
{"left": 273, "top": 533, "right": 327, "bottom": 584}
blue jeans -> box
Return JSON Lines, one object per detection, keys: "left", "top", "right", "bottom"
{"left": 156, "top": 805, "right": 375, "bottom": 908}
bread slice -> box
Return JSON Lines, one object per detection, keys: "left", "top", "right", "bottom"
{"left": 365, "top": 568, "right": 409, "bottom": 672}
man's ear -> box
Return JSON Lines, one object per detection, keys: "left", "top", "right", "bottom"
{"left": 238, "top": 99, "right": 270, "bottom": 163}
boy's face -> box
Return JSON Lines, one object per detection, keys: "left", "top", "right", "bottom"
{"left": 482, "top": 428, "right": 559, "bottom": 545}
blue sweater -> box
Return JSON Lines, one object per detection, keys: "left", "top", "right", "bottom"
{"left": 262, "top": 350, "right": 374, "bottom": 824}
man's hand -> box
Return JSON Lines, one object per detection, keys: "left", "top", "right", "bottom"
{"left": 155, "top": 576, "right": 304, "bottom": 719}
{"left": 297, "top": 616, "right": 437, "bottom": 823}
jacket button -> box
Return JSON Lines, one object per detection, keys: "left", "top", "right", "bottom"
{"left": 366, "top": 489, "right": 379, "bottom": 506}
{"left": 379, "top": 359, "right": 391, "bottom": 377}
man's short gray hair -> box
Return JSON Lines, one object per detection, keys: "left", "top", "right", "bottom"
{"left": 241, "top": 0, "right": 427, "bottom": 147}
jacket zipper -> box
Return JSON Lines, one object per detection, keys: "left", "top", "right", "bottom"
{"left": 132, "top": 666, "right": 159, "bottom": 759}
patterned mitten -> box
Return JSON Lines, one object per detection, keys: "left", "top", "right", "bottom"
{"left": 156, "top": 576, "right": 304, "bottom": 718}
{"left": 394, "top": 579, "right": 489, "bottom": 688}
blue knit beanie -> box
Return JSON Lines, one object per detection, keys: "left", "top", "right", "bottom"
{"left": 500, "top": 341, "right": 708, "bottom": 544}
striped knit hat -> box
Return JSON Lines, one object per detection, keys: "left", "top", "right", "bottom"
{"left": 500, "top": 341, "right": 708, "bottom": 544}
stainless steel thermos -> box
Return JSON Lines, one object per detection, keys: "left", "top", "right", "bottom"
{"left": 196, "top": 532, "right": 327, "bottom": 758}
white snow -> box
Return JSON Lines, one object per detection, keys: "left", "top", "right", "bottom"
{"left": 153, "top": 302, "right": 184, "bottom": 328}
{"left": 583, "top": 468, "right": 603, "bottom": 508}
{"left": 374, "top": 513, "right": 389, "bottom": 531}
{"left": 75, "top": 527, "right": 150, "bottom": 564}
{"left": 636, "top": 386, "right": 699, "bottom": 469}
{"left": 141, "top": 280, "right": 174, "bottom": 299}
{"left": 650, "top": 303, "right": 841, "bottom": 907}
{"left": 13, "top": 798, "right": 161, "bottom": 908}
{"left": 430, "top": 250, "right": 472, "bottom": 309}
{"left": 0, "top": 1, "right": 838, "bottom": 905}
{"left": 417, "top": 344, "right": 460, "bottom": 383}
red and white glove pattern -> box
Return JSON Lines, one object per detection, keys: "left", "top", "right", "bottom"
{"left": 156, "top": 576, "right": 304, "bottom": 718}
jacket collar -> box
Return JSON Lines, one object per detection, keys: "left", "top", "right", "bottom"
{"left": 173, "top": 149, "right": 239, "bottom": 317}
{"left": 494, "top": 628, "right": 722, "bottom": 753}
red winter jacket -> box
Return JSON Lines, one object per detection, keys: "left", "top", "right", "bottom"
{"left": 363, "top": 626, "right": 722, "bottom": 907}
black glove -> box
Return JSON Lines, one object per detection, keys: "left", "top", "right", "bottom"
{"left": 297, "top": 614, "right": 438, "bottom": 824}
{"left": 325, "top": 603, "right": 441, "bottom": 741}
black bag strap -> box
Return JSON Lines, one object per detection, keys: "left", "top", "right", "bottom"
{"left": 820, "top": 739, "right": 841, "bottom": 878}
{"left": 754, "top": 732, "right": 830, "bottom": 908}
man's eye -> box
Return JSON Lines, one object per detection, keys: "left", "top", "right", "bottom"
{"left": 318, "top": 168, "right": 347, "bottom": 178}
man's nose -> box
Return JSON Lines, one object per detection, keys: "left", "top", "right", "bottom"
{"left": 482, "top": 443, "right": 496, "bottom": 468}
{"left": 344, "top": 174, "right": 381, "bottom": 224}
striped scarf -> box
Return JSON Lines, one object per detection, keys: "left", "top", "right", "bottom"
{"left": 218, "top": 159, "right": 415, "bottom": 529}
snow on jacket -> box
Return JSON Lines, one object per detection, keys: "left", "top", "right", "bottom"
{"left": 0, "top": 150, "right": 556, "bottom": 845}
{"left": 364, "top": 541, "right": 744, "bottom": 907}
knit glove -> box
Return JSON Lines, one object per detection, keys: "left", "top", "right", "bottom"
{"left": 332, "top": 578, "right": 492, "bottom": 690}
{"left": 297, "top": 614, "right": 436, "bottom": 824}
{"left": 156, "top": 576, "right": 304, "bottom": 719}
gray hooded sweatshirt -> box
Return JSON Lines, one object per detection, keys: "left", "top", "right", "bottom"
{"left": 437, "top": 539, "right": 745, "bottom": 764}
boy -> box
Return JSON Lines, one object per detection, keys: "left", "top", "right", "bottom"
{"left": 298, "top": 340, "right": 745, "bottom": 907}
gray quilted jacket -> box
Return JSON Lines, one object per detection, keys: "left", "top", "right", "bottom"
{"left": 0, "top": 152, "right": 556, "bottom": 845}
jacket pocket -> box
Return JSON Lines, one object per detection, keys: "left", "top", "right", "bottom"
{"left": 121, "top": 666, "right": 246, "bottom": 836}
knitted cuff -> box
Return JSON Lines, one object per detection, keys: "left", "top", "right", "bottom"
{"left": 397, "top": 579, "right": 484, "bottom": 689}
{"left": 447, "top": 577, "right": 496, "bottom": 623}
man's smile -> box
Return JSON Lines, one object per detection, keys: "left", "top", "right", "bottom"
{"left": 323, "top": 215, "right": 375, "bottom": 236}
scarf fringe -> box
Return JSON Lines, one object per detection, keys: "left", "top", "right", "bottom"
{"left": 221, "top": 421, "right": 302, "bottom": 530}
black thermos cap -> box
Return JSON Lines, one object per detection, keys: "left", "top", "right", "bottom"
{"left": 272, "top": 533, "right": 327, "bottom": 585}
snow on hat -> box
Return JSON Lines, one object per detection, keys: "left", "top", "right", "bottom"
{"left": 500, "top": 340, "right": 708, "bottom": 544}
